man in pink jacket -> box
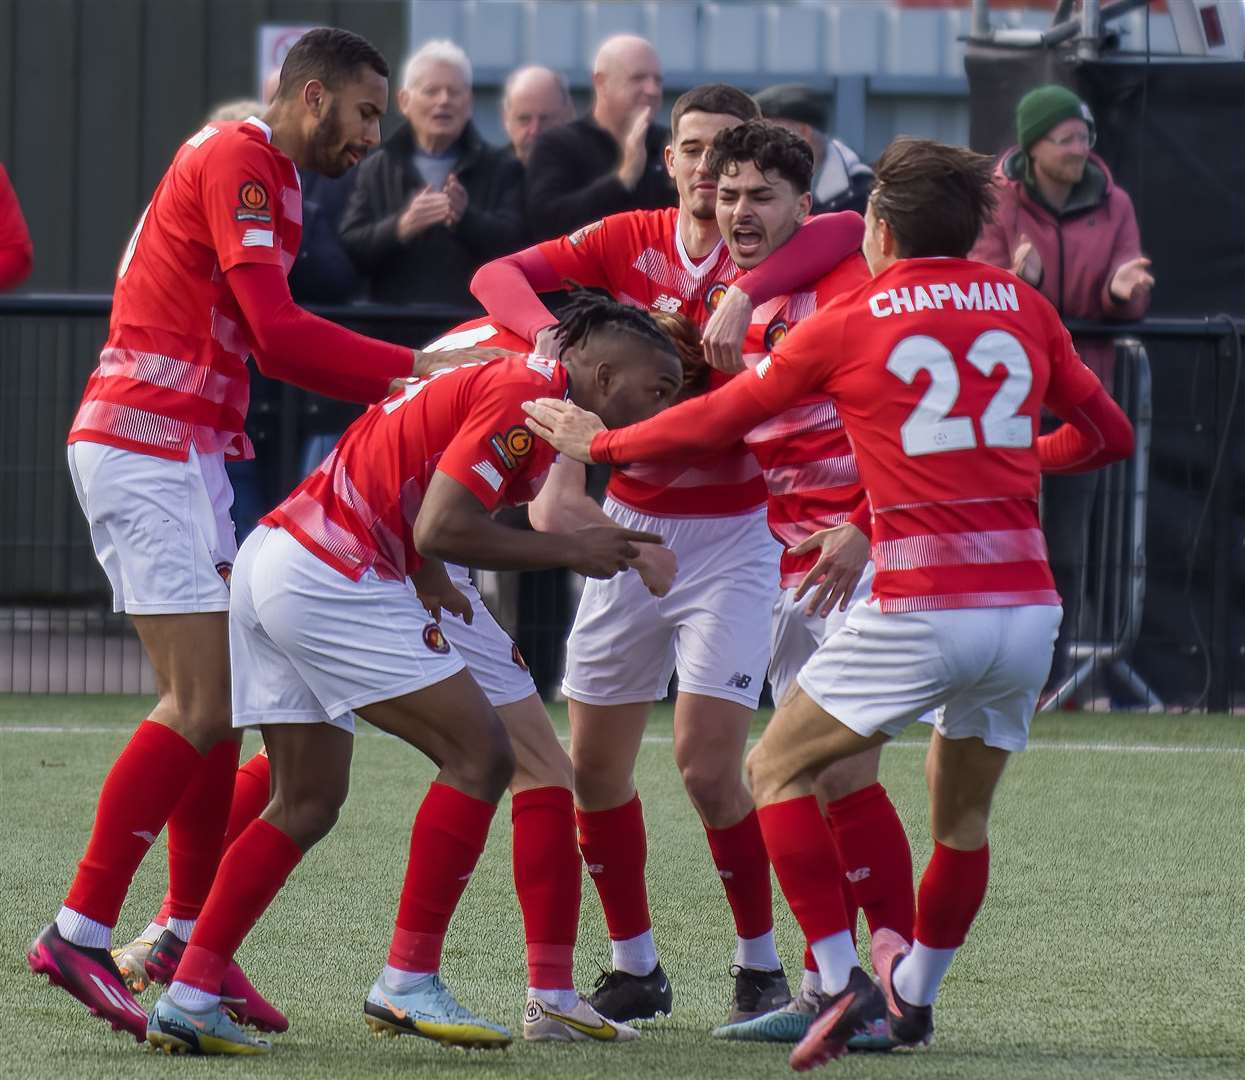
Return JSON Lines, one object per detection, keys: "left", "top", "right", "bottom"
{"left": 971, "top": 84, "right": 1153, "bottom": 696}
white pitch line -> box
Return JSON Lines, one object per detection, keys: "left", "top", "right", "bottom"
{"left": 0, "top": 724, "right": 1243, "bottom": 755}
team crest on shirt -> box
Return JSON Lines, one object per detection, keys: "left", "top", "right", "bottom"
{"left": 235, "top": 180, "right": 272, "bottom": 223}
{"left": 423, "top": 623, "right": 451, "bottom": 655}
{"left": 764, "top": 318, "right": 789, "bottom": 350}
{"left": 705, "top": 281, "right": 729, "bottom": 311}
{"left": 489, "top": 425, "right": 533, "bottom": 469}
{"left": 568, "top": 219, "right": 603, "bottom": 247}
{"left": 215, "top": 561, "right": 233, "bottom": 585}
{"left": 511, "top": 644, "right": 529, "bottom": 671}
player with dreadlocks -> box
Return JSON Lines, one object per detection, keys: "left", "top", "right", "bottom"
{"left": 144, "top": 294, "right": 683, "bottom": 1056}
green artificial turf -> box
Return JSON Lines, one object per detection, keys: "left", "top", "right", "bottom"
{"left": 1, "top": 696, "right": 1242, "bottom": 1079}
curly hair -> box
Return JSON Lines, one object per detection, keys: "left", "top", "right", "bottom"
{"left": 706, "top": 119, "right": 814, "bottom": 194}
{"left": 554, "top": 291, "right": 679, "bottom": 361}
{"left": 649, "top": 311, "right": 709, "bottom": 396}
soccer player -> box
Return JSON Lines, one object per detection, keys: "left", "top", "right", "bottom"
{"left": 471, "top": 84, "right": 865, "bottom": 1025}
{"left": 142, "top": 295, "right": 684, "bottom": 1055}
{"left": 523, "top": 137, "right": 1134, "bottom": 1068}
{"left": 26, "top": 28, "right": 487, "bottom": 1042}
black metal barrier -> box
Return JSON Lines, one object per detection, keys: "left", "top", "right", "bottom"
{"left": 1, "top": 295, "right": 1241, "bottom": 711}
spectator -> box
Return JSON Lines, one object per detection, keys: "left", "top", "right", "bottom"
{"left": 755, "top": 83, "right": 873, "bottom": 216}
{"left": 0, "top": 164, "right": 34, "bottom": 290}
{"left": 339, "top": 39, "right": 524, "bottom": 309}
{"left": 501, "top": 65, "right": 574, "bottom": 167}
{"left": 971, "top": 84, "right": 1154, "bottom": 696}
{"left": 524, "top": 34, "right": 675, "bottom": 240}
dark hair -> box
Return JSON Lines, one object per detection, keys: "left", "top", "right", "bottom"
{"left": 670, "top": 83, "right": 760, "bottom": 139}
{"left": 275, "top": 27, "right": 389, "bottom": 101}
{"left": 555, "top": 291, "right": 679, "bottom": 361}
{"left": 650, "top": 311, "right": 709, "bottom": 395}
{"left": 870, "top": 137, "right": 997, "bottom": 259}
{"left": 706, "top": 119, "right": 814, "bottom": 194}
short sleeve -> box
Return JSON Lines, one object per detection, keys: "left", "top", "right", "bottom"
{"left": 436, "top": 376, "right": 557, "bottom": 511}
{"left": 1042, "top": 311, "right": 1102, "bottom": 414}
{"left": 535, "top": 212, "right": 632, "bottom": 292}
{"left": 201, "top": 136, "right": 287, "bottom": 272}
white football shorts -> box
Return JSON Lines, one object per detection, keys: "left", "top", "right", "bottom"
{"left": 229, "top": 526, "right": 465, "bottom": 733}
{"left": 439, "top": 563, "right": 538, "bottom": 708}
{"left": 562, "top": 500, "right": 780, "bottom": 709}
{"left": 768, "top": 561, "right": 875, "bottom": 706}
{"left": 797, "top": 599, "right": 1062, "bottom": 752}
{"left": 68, "top": 441, "right": 236, "bottom": 615}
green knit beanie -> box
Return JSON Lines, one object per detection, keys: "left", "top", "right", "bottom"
{"left": 1016, "top": 85, "right": 1092, "bottom": 150}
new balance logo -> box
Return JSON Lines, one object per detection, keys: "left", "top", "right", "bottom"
{"left": 586, "top": 863, "right": 604, "bottom": 875}
{"left": 652, "top": 294, "right": 682, "bottom": 313}
{"left": 186, "top": 125, "right": 219, "bottom": 148}
{"left": 846, "top": 867, "right": 872, "bottom": 883}
{"left": 717, "top": 869, "right": 734, "bottom": 880}
{"left": 241, "top": 228, "right": 274, "bottom": 248}
{"left": 755, "top": 355, "right": 773, "bottom": 379}
{"left": 132, "top": 830, "right": 158, "bottom": 844}
{"left": 726, "top": 672, "right": 752, "bottom": 689}
{"left": 471, "top": 460, "right": 503, "bottom": 492}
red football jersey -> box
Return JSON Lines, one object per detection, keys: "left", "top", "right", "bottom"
{"left": 69, "top": 118, "right": 301, "bottom": 461}
{"left": 423, "top": 315, "right": 529, "bottom": 354}
{"left": 538, "top": 208, "right": 766, "bottom": 517}
{"left": 752, "top": 258, "right": 1101, "bottom": 612}
{"left": 264, "top": 355, "right": 566, "bottom": 582}
{"left": 738, "top": 254, "right": 872, "bottom": 587}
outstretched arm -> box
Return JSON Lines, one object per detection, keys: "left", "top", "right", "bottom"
{"left": 227, "top": 262, "right": 413, "bottom": 402}
{"left": 469, "top": 246, "right": 565, "bottom": 343}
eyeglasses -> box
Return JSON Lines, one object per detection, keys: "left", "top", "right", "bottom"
{"left": 1044, "top": 129, "right": 1095, "bottom": 150}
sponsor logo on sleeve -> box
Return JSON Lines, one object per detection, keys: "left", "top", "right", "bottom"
{"left": 235, "top": 180, "right": 272, "bottom": 223}
{"left": 471, "top": 460, "right": 504, "bottom": 492}
{"left": 423, "top": 623, "right": 451, "bottom": 655}
{"left": 489, "top": 425, "right": 533, "bottom": 469}
{"left": 705, "top": 281, "right": 729, "bottom": 311}
{"left": 568, "top": 219, "right": 603, "bottom": 247}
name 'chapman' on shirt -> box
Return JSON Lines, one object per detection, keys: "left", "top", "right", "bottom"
{"left": 868, "top": 280, "right": 1020, "bottom": 319}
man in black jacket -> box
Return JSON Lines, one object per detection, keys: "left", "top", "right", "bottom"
{"left": 524, "top": 34, "right": 676, "bottom": 241}
{"left": 340, "top": 40, "right": 524, "bottom": 312}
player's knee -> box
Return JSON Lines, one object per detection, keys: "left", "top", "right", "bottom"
{"left": 745, "top": 741, "right": 784, "bottom": 806}
{"left": 679, "top": 759, "right": 746, "bottom": 824}
{"left": 270, "top": 789, "right": 344, "bottom": 849}
{"left": 455, "top": 719, "right": 515, "bottom": 803}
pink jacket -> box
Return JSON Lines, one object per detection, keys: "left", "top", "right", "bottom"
{"left": 970, "top": 148, "right": 1149, "bottom": 384}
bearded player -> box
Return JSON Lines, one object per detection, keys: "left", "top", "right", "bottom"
{"left": 471, "top": 84, "right": 864, "bottom": 1026}
{"left": 524, "top": 137, "right": 1134, "bottom": 1068}
{"left": 25, "top": 29, "right": 514, "bottom": 1043}
{"left": 143, "top": 295, "right": 683, "bottom": 1055}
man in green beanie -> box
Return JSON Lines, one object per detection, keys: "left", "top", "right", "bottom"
{"left": 971, "top": 84, "right": 1153, "bottom": 702}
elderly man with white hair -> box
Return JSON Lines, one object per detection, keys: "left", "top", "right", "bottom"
{"left": 501, "top": 65, "right": 574, "bottom": 167}
{"left": 341, "top": 39, "right": 524, "bottom": 312}
{"left": 525, "top": 34, "right": 675, "bottom": 240}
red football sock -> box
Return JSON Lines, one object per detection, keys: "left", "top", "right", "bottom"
{"left": 225, "top": 752, "right": 271, "bottom": 846}
{"left": 166, "top": 739, "right": 240, "bottom": 920}
{"left": 704, "top": 809, "right": 774, "bottom": 940}
{"left": 825, "top": 783, "right": 915, "bottom": 941}
{"left": 914, "top": 841, "right": 990, "bottom": 949}
{"left": 757, "top": 796, "right": 850, "bottom": 947}
{"left": 512, "top": 786, "right": 580, "bottom": 989}
{"left": 154, "top": 750, "right": 271, "bottom": 925}
{"left": 174, "top": 819, "right": 302, "bottom": 993}
{"left": 388, "top": 782, "right": 497, "bottom": 973}
{"left": 64, "top": 720, "right": 202, "bottom": 926}
{"left": 575, "top": 795, "right": 652, "bottom": 941}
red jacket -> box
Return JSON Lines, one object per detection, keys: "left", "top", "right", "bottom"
{"left": 0, "top": 165, "right": 33, "bottom": 290}
{"left": 971, "top": 148, "right": 1148, "bottom": 385}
